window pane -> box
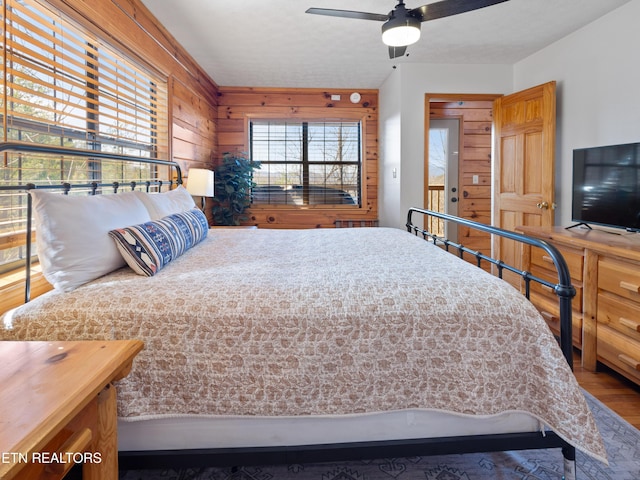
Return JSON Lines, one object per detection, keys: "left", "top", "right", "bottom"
{"left": 308, "top": 122, "right": 360, "bottom": 163}
{"left": 250, "top": 120, "right": 361, "bottom": 206}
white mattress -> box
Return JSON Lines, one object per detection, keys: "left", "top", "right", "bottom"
{"left": 117, "top": 409, "right": 542, "bottom": 451}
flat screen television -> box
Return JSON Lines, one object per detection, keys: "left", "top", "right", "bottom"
{"left": 572, "top": 142, "right": 640, "bottom": 232}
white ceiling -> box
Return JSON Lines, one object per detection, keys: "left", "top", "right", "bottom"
{"left": 140, "top": 0, "right": 631, "bottom": 89}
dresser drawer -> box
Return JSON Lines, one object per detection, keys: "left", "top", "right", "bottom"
{"left": 529, "top": 265, "right": 583, "bottom": 313}
{"left": 15, "top": 396, "right": 97, "bottom": 479}
{"left": 598, "top": 257, "right": 640, "bottom": 301}
{"left": 531, "top": 245, "right": 583, "bottom": 282}
{"left": 529, "top": 292, "right": 582, "bottom": 347}
{"left": 597, "top": 292, "right": 640, "bottom": 343}
{"left": 597, "top": 325, "right": 640, "bottom": 384}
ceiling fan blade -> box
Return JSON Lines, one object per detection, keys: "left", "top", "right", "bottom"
{"left": 410, "top": 0, "right": 510, "bottom": 22}
{"left": 389, "top": 45, "right": 407, "bottom": 59}
{"left": 305, "top": 8, "right": 389, "bottom": 22}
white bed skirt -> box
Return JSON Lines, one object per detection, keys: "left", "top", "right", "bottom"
{"left": 117, "top": 409, "right": 543, "bottom": 451}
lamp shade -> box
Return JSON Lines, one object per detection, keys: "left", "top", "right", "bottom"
{"left": 186, "top": 168, "right": 214, "bottom": 197}
{"left": 381, "top": 15, "right": 421, "bottom": 47}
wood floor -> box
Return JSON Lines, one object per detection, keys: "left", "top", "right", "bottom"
{"left": 573, "top": 350, "right": 640, "bottom": 429}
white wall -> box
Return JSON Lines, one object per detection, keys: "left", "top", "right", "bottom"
{"left": 379, "top": 1, "right": 640, "bottom": 230}
{"left": 515, "top": 0, "right": 640, "bottom": 226}
{"left": 378, "top": 70, "right": 403, "bottom": 229}
{"left": 378, "top": 63, "right": 513, "bottom": 228}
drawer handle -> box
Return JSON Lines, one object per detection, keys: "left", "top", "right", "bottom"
{"left": 541, "top": 284, "right": 555, "bottom": 293}
{"left": 44, "top": 427, "right": 93, "bottom": 476}
{"left": 618, "top": 354, "right": 640, "bottom": 371}
{"left": 619, "top": 280, "right": 640, "bottom": 293}
{"left": 541, "top": 311, "right": 559, "bottom": 323}
{"left": 541, "top": 255, "right": 554, "bottom": 264}
{"left": 619, "top": 317, "right": 640, "bottom": 332}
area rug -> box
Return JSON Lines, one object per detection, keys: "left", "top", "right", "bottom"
{"left": 118, "top": 391, "right": 640, "bottom": 479}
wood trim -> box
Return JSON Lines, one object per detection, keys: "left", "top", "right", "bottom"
{"left": 0, "top": 271, "right": 52, "bottom": 315}
{"left": 426, "top": 93, "right": 504, "bottom": 102}
{"left": 582, "top": 247, "right": 598, "bottom": 371}
{"left": 219, "top": 86, "right": 378, "bottom": 96}
{"left": 0, "top": 231, "right": 35, "bottom": 250}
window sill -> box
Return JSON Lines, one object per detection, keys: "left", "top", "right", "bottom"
{"left": 0, "top": 266, "right": 52, "bottom": 316}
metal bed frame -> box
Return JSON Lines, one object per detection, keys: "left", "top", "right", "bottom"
{"left": 1, "top": 143, "right": 580, "bottom": 479}
{"left": 118, "top": 208, "right": 579, "bottom": 478}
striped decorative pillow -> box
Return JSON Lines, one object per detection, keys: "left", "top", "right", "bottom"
{"left": 109, "top": 208, "right": 209, "bottom": 276}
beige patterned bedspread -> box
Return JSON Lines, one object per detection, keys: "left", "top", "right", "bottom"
{"left": 1, "top": 227, "right": 606, "bottom": 462}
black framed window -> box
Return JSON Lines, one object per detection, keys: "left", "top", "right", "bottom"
{"left": 250, "top": 120, "right": 361, "bottom": 206}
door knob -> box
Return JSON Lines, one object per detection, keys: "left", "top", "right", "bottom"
{"left": 536, "top": 201, "right": 549, "bottom": 210}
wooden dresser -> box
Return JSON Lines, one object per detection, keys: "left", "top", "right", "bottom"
{"left": 0, "top": 340, "right": 143, "bottom": 479}
{"left": 518, "top": 226, "right": 640, "bottom": 386}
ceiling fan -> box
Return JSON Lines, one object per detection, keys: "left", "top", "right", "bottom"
{"left": 306, "top": 0, "right": 510, "bottom": 59}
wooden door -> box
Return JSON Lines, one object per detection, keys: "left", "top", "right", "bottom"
{"left": 492, "top": 81, "right": 556, "bottom": 284}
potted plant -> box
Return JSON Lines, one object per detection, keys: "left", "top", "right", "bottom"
{"left": 212, "top": 152, "right": 260, "bottom": 226}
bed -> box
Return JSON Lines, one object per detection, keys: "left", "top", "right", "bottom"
{"left": 0, "top": 144, "right": 606, "bottom": 479}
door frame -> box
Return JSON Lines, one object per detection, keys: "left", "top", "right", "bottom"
{"left": 424, "top": 93, "right": 502, "bottom": 220}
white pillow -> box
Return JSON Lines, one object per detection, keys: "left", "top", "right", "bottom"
{"left": 31, "top": 190, "right": 151, "bottom": 291}
{"left": 134, "top": 185, "right": 196, "bottom": 220}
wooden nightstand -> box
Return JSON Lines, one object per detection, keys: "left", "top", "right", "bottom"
{"left": 0, "top": 340, "right": 143, "bottom": 479}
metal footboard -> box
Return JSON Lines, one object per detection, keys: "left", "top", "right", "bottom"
{"left": 406, "top": 207, "right": 579, "bottom": 479}
{"left": 406, "top": 207, "right": 576, "bottom": 369}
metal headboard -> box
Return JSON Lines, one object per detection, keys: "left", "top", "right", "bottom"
{"left": 0, "top": 142, "right": 184, "bottom": 303}
{"left": 406, "top": 207, "right": 576, "bottom": 369}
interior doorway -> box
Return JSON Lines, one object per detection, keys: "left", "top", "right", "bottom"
{"left": 424, "top": 94, "right": 500, "bottom": 264}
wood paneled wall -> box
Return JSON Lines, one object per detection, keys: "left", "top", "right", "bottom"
{"left": 217, "top": 87, "right": 379, "bottom": 229}
{"left": 44, "top": 0, "right": 219, "bottom": 174}
{"left": 428, "top": 97, "right": 497, "bottom": 255}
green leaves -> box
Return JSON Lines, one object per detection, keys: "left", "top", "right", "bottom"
{"left": 211, "top": 152, "right": 260, "bottom": 226}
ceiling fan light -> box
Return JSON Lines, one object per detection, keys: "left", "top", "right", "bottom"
{"left": 381, "top": 16, "right": 421, "bottom": 47}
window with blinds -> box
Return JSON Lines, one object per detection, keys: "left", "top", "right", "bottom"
{"left": 0, "top": 0, "right": 168, "bottom": 276}
{"left": 250, "top": 120, "right": 362, "bottom": 206}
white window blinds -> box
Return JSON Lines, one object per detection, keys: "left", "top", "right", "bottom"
{"left": 2, "top": 0, "right": 168, "bottom": 157}
{"left": 0, "top": 0, "right": 169, "bottom": 274}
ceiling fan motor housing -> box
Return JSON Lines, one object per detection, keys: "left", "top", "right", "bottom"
{"left": 381, "top": 3, "right": 422, "bottom": 47}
